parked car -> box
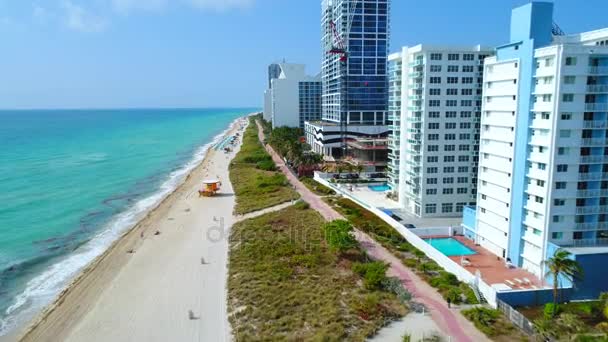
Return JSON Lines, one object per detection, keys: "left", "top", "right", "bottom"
{"left": 404, "top": 223, "right": 416, "bottom": 229}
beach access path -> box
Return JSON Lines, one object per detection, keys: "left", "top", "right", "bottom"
{"left": 18, "top": 119, "right": 247, "bottom": 342}
{"left": 255, "top": 120, "right": 489, "bottom": 342}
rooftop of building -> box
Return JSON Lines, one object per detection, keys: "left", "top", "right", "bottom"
{"left": 553, "top": 27, "right": 608, "bottom": 45}
{"left": 564, "top": 246, "right": 608, "bottom": 255}
{"left": 390, "top": 44, "right": 494, "bottom": 58}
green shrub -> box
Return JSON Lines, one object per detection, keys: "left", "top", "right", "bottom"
{"left": 353, "top": 293, "right": 381, "bottom": 319}
{"left": 255, "top": 159, "right": 276, "bottom": 171}
{"left": 462, "top": 307, "right": 503, "bottom": 336}
{"left": 446, "top": 288, "right": 460, "bottom": 303}
{"left": 352, "top": 261, "right": 389, "bottom": 290}
{"left": 323, "top": 220, "right": 358, "bottom": 254}
{"left": 382, "top": 277, "right": 412, "bottom": 303}
{"left": 293, "top": 200, "right": 310, "bottom": 210}
{"left": 544, "top": 303, "right": 561, "bottom": 319}
{"left": 397, "top": 242, "right": 412, "bottom": 252}
{"left": 461, "top": 284, "right": 479, "bottom": 304}
{"left": 404, "top": 259, "right": 418, "bottom": 268}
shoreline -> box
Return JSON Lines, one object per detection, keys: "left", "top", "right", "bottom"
{"left": 6, "top": 114, "right": 251, "bottom": 341}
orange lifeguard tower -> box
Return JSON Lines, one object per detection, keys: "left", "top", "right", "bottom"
{"left": 199, "top": 179, "right": 222, "bottom": 197}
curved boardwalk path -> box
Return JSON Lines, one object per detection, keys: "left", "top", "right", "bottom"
{"left": 256, "top": 121, "right": 489, "bottom": 342}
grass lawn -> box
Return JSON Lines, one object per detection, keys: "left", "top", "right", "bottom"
{"left": 229, "top": 117, "right": 298, "bottom": 214}
{"left": 227, "top": 205, "right": 407, "bottom": 341}
{"left": 300, "top": 176, "right": 336, "bottom": 196}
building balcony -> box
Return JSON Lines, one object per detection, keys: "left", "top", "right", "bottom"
{"left": 564, "top": 238, "right": 608, "bottom": 248}
{"left": 585, "top": 103, "right": 608, "bottom": 112}
{"left": 410, "top": 83, "right": 423, "bottom": 90}
{"left": 407, "top": 158, "right": 421, "bottom": 167}
{"left": 574, "top": 222, "right": 606, "bottom": 231}
{"left": 586, "top": 84, "right": 608, "bottom": 93}
{"left": 581, "top": 138, "right": 608, "bottom": 146}
{"left": 575, "top": 205, "right": 608, "bottom": 215}
{"left": 346, "top": 137, "right": 389, "bottom": 151}
{"left": 409, "top": 59, "right": 424, "bottom": 67}
{"left": 576, "top": 189, "right": 608, "bottom": 197}
{"left": 409, "top": 95, "right": 423, "bottom": 100}
{"left": 578, "top": 172, "right": 608, "bottom": 181}
{"left": 588, "top": 66, "right": 608, "bottom": 75}
{"left": 408, "top": 71, "right": 423, "bottom": 78}
{"left": 582, "top": 120, "right": 607, "bottom": 129}
{"left": 580, "top": 155, "right": 607, "bottom": 163}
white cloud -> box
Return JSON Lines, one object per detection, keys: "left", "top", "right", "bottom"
{"left": 111, "top": 0, "right": 168, "bottom": 14}
{"left": 61, "top": 0, "right": 107, "bottom": 33}
{"left": 186, "top": 0, "right": 254, "bottom": 12}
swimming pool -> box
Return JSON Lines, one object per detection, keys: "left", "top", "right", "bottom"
{"left": 423, "top": 238, "right": 476, "bottom": 256}
{"left": 368, "top": 184, "right": 390, "bottom": 192}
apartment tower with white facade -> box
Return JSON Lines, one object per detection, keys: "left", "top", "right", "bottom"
{"left": 466, "top": 2, "right": 608, "bottom": 294}
{"left": 388, "top": 45, "right": 492, "bottom": 218}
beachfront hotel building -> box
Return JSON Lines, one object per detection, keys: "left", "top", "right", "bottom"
{"left": 262, "top": 63, "right": 322, "bottom": 129}
{"left": 387, "top": 45, "right": 493, "bottom": 218}
{"left": 305, "top": 0, "right": 390, "bottom": 171}
{"left": 464, "top": 1, "right": 608, "bottom": 297}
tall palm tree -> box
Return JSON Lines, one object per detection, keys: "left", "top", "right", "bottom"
{"left": 544, "top": 249, "right": 583, "bottom": 317}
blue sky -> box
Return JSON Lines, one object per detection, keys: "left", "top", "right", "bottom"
{"left": 0, "top": 0, "right": 606, "bottom": 109}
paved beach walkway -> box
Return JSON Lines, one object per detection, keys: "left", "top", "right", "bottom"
{"left": 256, "top": 120, "right": 488, "bottom": 342}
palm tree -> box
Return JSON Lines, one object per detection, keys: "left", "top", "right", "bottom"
{"left": 335, "top": 163, "right": 346, "bottom": 175}
{"left": 544, "top": 249, "right": 584, "bottom": 317}
{"left": 353, "top": 163, "right": 364, "bottom": 175}
{"left": 322, "top": 163, "right": 336, "bottom": 173}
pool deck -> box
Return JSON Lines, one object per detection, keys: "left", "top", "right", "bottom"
{"left": 427, "top": 235, "right": 545, "bottom": 290}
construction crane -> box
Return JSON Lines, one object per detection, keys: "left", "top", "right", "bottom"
{"left": 327, "top": 0, "right": 361, "bottom": 158}
{"left": 552, "top": 22, "right": 565, "bottom": 36}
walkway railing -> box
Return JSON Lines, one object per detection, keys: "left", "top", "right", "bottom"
{"left": 496, "top": 299, "right": 536, "bottom": 336}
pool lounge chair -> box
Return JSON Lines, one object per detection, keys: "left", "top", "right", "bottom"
{"left": 523, "top": 277, "right": 532, "bottom": 285}
{"left": 505, "top": 279, "right": 516, "bottom": 287}
{"left": 515, "top": 278, "right": 524, "bottom": 285}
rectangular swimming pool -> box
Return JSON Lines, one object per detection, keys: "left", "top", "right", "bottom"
{"left": 423, "top": 238, "right": 476, "bottom": 256}
{"left": 368, "top": 184, "right": 390, "bottom": 192}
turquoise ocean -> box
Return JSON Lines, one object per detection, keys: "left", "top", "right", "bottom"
{"left": 0, "top": 108, "right": 254, "bottom": 335}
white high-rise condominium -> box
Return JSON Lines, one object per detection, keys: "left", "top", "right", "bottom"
{"left": 467, "top": 1, "right": 608, "bottom": 291}
{"left": 388, "top": 45, "right": 493, "bottom": 218}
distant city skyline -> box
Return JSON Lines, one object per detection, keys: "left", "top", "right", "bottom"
{"left": 0, "top": 0, "right": 606, "bottom": 109}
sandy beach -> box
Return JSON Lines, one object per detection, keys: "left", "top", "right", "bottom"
{"left": 11, "top": 117, "right": 248, "bottom": 342}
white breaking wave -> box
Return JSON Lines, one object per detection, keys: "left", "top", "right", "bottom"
{"left": 0, "top": 117, "right": 242, "bottom": 336}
